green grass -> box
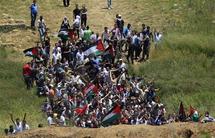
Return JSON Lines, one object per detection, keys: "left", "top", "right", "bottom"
{"left": 129, "top": 0, "right": 215, "bottom": 115}
{"left": 0, "top": 48, "right": 46, "bottom": 132}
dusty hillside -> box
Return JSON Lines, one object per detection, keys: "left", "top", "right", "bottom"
{"left": 9, "top": 123, "right": 215, "bottom": 138}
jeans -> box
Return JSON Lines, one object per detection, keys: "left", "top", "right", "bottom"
{"left": 107, "top": 0, "right": 112, "bottom": 8}
{"left": 31, "top": 13, "right": 37, "bottom": 27}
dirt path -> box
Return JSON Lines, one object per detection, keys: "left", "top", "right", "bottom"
{"left": 11, "top": 122, "right": 215, "bottom": 138}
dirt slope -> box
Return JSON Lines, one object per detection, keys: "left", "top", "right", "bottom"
{"left": 9, "top": 123, "right": 215, "bottom": 138}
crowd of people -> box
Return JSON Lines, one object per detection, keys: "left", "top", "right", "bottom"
{"left": 26, "top": 0, "right": 168, "bottom": 128}
{"left": 5, "top": 0, "right": 215, "bottom": 136}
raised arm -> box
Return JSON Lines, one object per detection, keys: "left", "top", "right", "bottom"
{"left": 10, "top": 113, "right": 15, "bottom": 125}
{"left": 23, "top": 113, "right": 27, "bottom": 122}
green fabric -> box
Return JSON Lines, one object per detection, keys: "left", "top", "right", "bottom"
{"left": 192, "top": 114, "right": 199, "bottom": 122}
{"left": 83, "top": 30, "right": 92, "bottom": 41}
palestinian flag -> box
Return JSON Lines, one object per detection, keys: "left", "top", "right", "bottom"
{"left": 102, "top": 104, "right": 121, "bottom": 126}
{"left": 83, "top": 83, "right": 98, "bottom": 101}
{"left": 178, "top": 102, "right": 186, "bottom": 121}
{"left": 58, "top": 31, "right": 68, "bottom": 41}
{"left": 84, "top": 40, "right": 105, "bottom": 56}
{"left": 75, "top": 105, "right": 88, "bottom": 116}
{"left": 23, "top": 47, "right": 39, "bottom": 57}
{"left": 96, "top": 39, "right": 105, "bottom": 51}
{"left": 189, "top": 105, "right": 196, "bottom": 117}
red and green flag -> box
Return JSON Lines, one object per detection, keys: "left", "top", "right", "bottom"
{"left": 23, "top": 47, "right": 39, "bottom": 57}
{"left": 83, "top": 83, "right": 98, "bottom": 101}
{"left": 74, "top": 105, "right": 88, "bottom": 116}
{"left": 102, "top": 104, "right": 121, "bottom": 126}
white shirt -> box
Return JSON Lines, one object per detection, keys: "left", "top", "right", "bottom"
{"left": 47, "top": 116, "right": 54, "bottom": 125}
{"left": 15, "top": 122, "right": 22, "bottom": 132}
{"left": 76, "top": 52, "right": 85, "bottom": 65}
{"left": 22, "top": 124, "right": 30, "bottom": 130}
{"left": 60, "top": 115, "right": 66, "bottom": 126}
{"left": 73, "top": 15, "right": 81, "bottom": 28}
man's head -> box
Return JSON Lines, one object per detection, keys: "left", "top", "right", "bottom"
{"left": 40, "top": 16, "right": 43, "bottom": 20}
{"left": 75, "top": 4, "right": 79, "bottom": 9}
{"left": 142, "top": 24, "right": 146, "bottom": 29}
{"left": 104, "top": 27, "right": 108, "bottom": 32}
{"left": 86, "top": 26, "right": 89, "bottom": 30}
{"left": 33, "top": 0, "right": 37, "bottom": 4}
{"left": 205, "top": 111, "right": 209, "bottom": 117}
{"left": 16, "top": 118, "right": 20, "bottom": 125}
{"left": 127, "top": 23, "right": 131, "bottom": 29}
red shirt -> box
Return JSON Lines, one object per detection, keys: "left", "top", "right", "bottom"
{"left": 23, "top": 64, "right": 32, "bottom": 76}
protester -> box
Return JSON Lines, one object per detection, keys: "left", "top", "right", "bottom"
{"left": 63, "top": 0, "right": 70, "bottom": 7}
{"left": 30, "top": 0, "right": 38, "bottom": 28}
{"left": 73, "top": 4, "right": 81, "bottom": 20}
{"left": 73, "top": 15, "right": 81, "bottom": 38}
{"left": 20, "top": 9, "right": 186, "bottom": 129}
{"left": 154, "top": 30, "right": 162, "bottom": 48}
{"left": 83, "top": 26, "right": 92, "bottom": 41}
{"left": 23, "top": 62, "right": 32, "bottom": 89}
{"left": 201, "top": 112, "right": 215, "bottom": 123}
{"left": 9, "top": 113, "right": 29, "bottom": 133}
{"left": 60, "top": 16, "right": 70, "bottom": 31}
{"left": 37, "top": 16, "right": 46, "bottom": 42}
{"left": 81, "top": 5, "right": 88, "bottom": 27}
{"left": 107, "top": 0, "right": 112, "bottom": 10}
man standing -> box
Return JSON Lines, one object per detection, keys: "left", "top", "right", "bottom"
{"left": 23, "top": 62, "right": 32, "bottom": 89}
{"left": 63, "top": 0, "right": 70, "bottom": 7}
{"left": 73, "top": 4, "right": 81, "bottom": 20}
{"left": 107, "top": 0, "right": 112, "bottom": 10}
{"left": 83, "top": 26, "right": 92, "bottom": 41}
{"left": 81, "top": 5, "right": 88, "bottom": 27}
{"left": 30, "top": 0, "right": 38, "bottom": 28}
{"left": 116, "top": 15, "right": 124, "bottom": 38}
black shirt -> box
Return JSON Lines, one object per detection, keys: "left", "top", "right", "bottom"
{"left": 73, "top": 8, "right": 81, "bottom": 18}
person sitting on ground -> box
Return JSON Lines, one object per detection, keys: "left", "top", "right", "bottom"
{"left": 8, "top": 125, "right": 16, "bottom": 135}
{"left": 201, "top": 111, "right": 215, "bottom": 123}
{"left": 47, "top": 113, "right": 55, "bottom": 126}
{"left": 10, "top": 113, "right": 29, "bottom": 133}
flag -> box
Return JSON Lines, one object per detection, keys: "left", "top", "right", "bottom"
{"left": 178, "top": 102, "right": 186, "bottom": 121}
{"left": 96, "top": 39, "right": 105, "bottom": 51}
{"left": 58, "top": 31, "right": 68, "bottom": 41}
{"left": 23, "top": 47, "right": 39, "bottom": 57}
{"left": 83, "top": 83, "right": 98, "bottom": 101}
{"left": 83, "top": 83, "right": 98, "bottom": 96}
{"left": 75, "top": 105, "right": 88, "bottom": 116}
{"left": 102, "top": 104, "right": 121, "bottom": 126}
{"left": 83, "top": 40, "right": 105, "bottom": 56}
{"left": 189, "top": 105, "right": 195, "bottom": 117}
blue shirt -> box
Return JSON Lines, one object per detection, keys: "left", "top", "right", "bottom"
{"left": 30, "top": 3, "right": 38, "bottom": 14}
